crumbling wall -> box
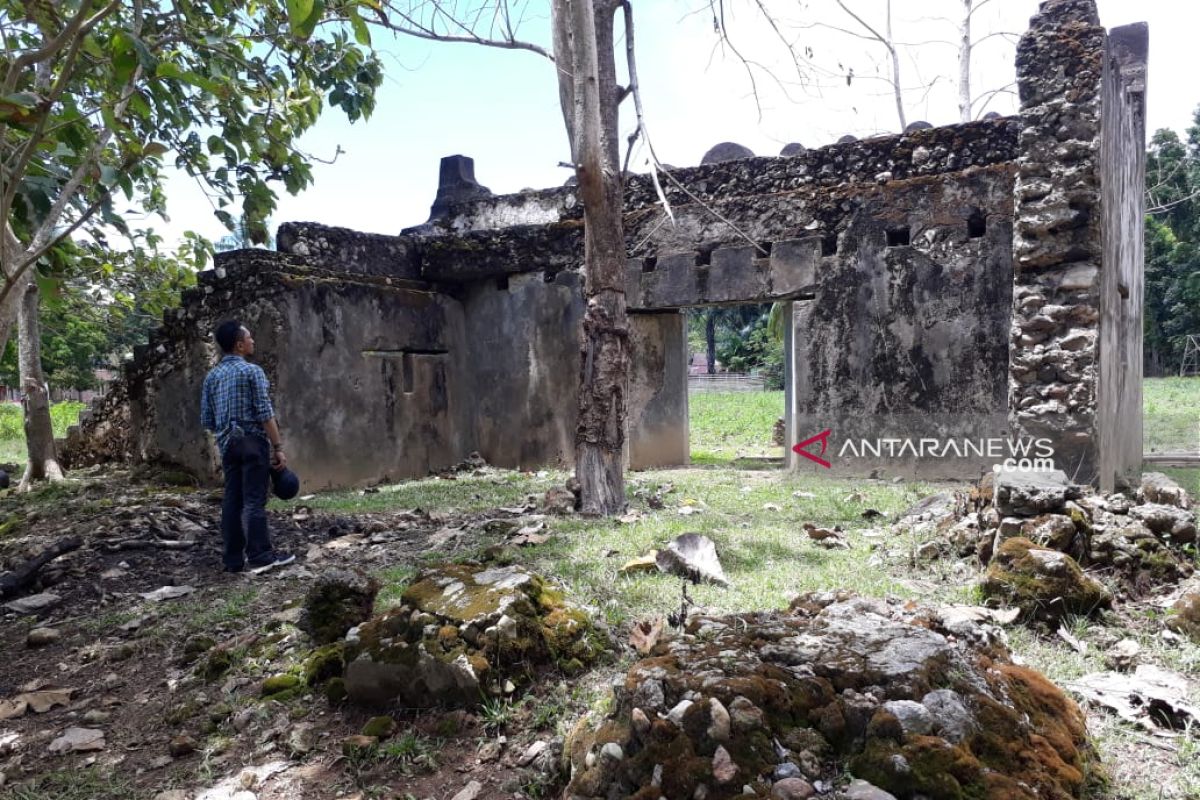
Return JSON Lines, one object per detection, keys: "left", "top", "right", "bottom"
{"left": 63, "top": 0, "right": 1145, "bottom": 488}
{"left": 461, "top": 270, "right": 584, "bottom": 470}
{"left": 1009, "top": 0, "right": 1146, "bottom": 489}
{"left": 627, "top": 312, "right": 689, "bottom": 470}
{"left": 789, "top": 167, "right": 1016, "bottom": 478}
{"left": 65, "top": 251, "right": 474, "bottom": 490}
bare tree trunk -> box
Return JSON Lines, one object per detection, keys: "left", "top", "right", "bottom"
{"left": 705, "top": 311, "right": 717, "bottom": 374}
{"left": 885, "top": 0, "right": 905, "bottom": 131}
{"left": 958, "top": 0, "right": 973, "bottom": 122}
{"left": 554, "top": 0, "right": 628, "bottom": 516}
{"left": 18, "top": 282, "right": 64, "bottom": 490}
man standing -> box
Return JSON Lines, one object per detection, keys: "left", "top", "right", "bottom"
{"left": 201, "top": 320, "right": 295, "bottom": 574}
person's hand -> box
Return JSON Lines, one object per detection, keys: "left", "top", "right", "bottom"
{"left": 272, "top": 448, "right": 287, "bottom": 470}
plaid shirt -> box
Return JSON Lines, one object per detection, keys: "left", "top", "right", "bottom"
{"left": 200, "top": 355, "right": 275, "bottom": 453}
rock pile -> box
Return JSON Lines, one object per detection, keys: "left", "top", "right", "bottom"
{"left": 900, "top": 470, "right": 1195, "bottom": 619}
{"left": 565, "top": 592, "right": 1092, "bottom": 800}
{"left": 341, "top": 563, "right": 608, "bottom": 707}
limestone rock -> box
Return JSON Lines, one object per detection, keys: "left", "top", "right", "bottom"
{"left": 981, "top": 538, "right": 1111, "bottom": 624}
{"left": 344, "top": 563, "right": 607, "bottom": 707}
{"left": 299, "top": 568, "right": 379, "bottom": 645}
{"left": 843, "top": 780, "right": 898, "bottom": 800}
{"left": 565, "top": 593, "right": 1092, "bottom": 800}
{"left": 1167, "top": 593, "right": 1200, "bottom": 643}
{"left": 993, "top": 469, "right": 1082, "bottom": 517}
{"left": 656, "top": 533, "right": 730, "bottom": 586}
{"left": 1139, "top": 473, "right": 1191, "bottom": 509}
{"left": 771, "top": 777, "right": 815, "bottom": 799}
{"left": 26, "top": 627, "right": 61, "bottom": 647}
{"left": 1129, "top": 504, "right": 1197, "bottom": 545}
{"left": 701, "top": 142, "right": 755, "bottom": 165}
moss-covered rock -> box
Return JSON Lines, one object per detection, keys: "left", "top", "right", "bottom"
{"left": 299, "top": 568, "right": 379, "bottom": 645}
{"left": 303, "top": 643, "right": 346, "bottom": 686}
{"left": 980, "top": 538, "right": 1111, "bottom": 625}
{"left": 261, "top": 674, "right": 302, "bottom": 697}
{"left": 195, "top": 648, "right": 234, "bottom": 682}
{"left": 361, "top": 715, "right": 397, "bottom": 738}
{"left": 343, "top": 563, "right": 608, "bottom": 708}
{"left": 565, "top": 593, "right": 1093, "bottom": 800}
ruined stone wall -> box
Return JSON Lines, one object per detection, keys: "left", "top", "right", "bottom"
{"left": 62, "top": 0, "right": 1144, "bottom": 488}
{"left": 1009, "top": 0, "right": 1146, "bottom": 489}
{"left": 460, "top": 270, "right": 584, "bottom": 470}
{"left": 65, "top": 251, "right": 475, "bottom": 490}
{"left": 627, "top": 312, "right": 689, "bottom": 470}
{"left": 789, "top": 167, "right": 1016, "bottom": 478}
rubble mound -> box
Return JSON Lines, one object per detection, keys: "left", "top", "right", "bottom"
{"left": 565, "top": 593, "right": 1093, "bottom": 800}
{"left": 343, "top": 563, "right": 608, "bottom": 707}
{"left": 901, "top": 470, "right": 1195, "bottom": 595}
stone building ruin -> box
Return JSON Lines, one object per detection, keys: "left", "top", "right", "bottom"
{"left": 63, "top": 0, "right": 1148, "bottom": 493}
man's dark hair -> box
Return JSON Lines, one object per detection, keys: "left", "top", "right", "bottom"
{"left": 215, "top": 320, "right": 244, "bottom": 354}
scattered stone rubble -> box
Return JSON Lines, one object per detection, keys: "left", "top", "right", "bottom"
{"left": 893, "top": 469, "right": 1196, "bottom": 621}
{"left": 565, "top": 592, "right": 1092, "bottom": 800}
{"left": 339, "top": 563, "right": 610, "bottom": 707}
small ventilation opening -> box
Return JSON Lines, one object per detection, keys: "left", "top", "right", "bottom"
{"left": 694, "top": 249, "right": 712, "bottom": 267}
{"left": 544, "top": 270, "right": 558, "bottom": 283}
{"left": 821, "top": 235, "right": 838, "bottom": 257}
{"left": 496, "top": 276, "right": 509, "bottom": 291}
{"left": 968, "top": 212, "right": 987, "bottom": 239}
{"left": 642, "top": 256, "right": 657, "bottom": 273}
{"left": 757, "top": 241, "right": 774, "bottom": 257}
{"left": 886, "top": 227, "right": 911, "bottom": 247}
{"left": 401, "top": 352, "right": 415, "bottom": 394}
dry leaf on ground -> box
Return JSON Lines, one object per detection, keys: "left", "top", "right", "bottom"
{"left": 629, "top": 617, "right": 665, "bottom": 655}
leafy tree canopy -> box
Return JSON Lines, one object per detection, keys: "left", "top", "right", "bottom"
{"left": 0, "top": 0, "right": 382, "bottom": 314}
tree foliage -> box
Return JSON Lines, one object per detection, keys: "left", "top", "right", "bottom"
{"left": 0, "top": 233, "right": 204, "bottom": 389}
{"left": 1145, "top": 111, "right": 1200, "bottom": 375}
{"left": 0, "top": 0, "right": 382, "bottom": 319}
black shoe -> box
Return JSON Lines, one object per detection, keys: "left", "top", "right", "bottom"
{"left": 247, "top": 552, "right": 296, "bottom": 575}
{"left": 223, "top": 564, "right": 244, "bottom": 574}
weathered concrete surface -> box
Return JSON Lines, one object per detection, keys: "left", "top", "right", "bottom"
{"left": 627, "top": 312, "right": 688, "bottom": 470}
{"left": 788, "top": 169, "right": 1016, "bottom": 478}
{"left": 67, "top": 251, "right": 476, "bottom": 491}
{"left": 461, "top": 270, "right": 583, "bottom": 471}
{"left": 1097, "top": 23, "right": 1148, "bottom": 492}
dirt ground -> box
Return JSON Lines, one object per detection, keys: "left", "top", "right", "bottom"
{"left": 0, "top": 469, "right": 600, "bottom": 800}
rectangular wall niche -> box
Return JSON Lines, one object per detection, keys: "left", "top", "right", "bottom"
{"left": 362, "top": 349, "right": 448, "bottom": 395}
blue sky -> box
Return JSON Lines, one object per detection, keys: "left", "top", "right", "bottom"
{"left": 153, "top": 0, "right": 1192, "bottom": 246}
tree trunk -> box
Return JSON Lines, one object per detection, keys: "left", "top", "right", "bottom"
{"left": 885, "top": 1, "right": 906, "bottom": 131}
{"left": 705, "top": 311, "right": 717, "bottom": 374}
{"left": 958, "top": 0, "right": 973, "bottom": 122}
{"left": 18, "top": 282, "right": 64, "bottom": 490}
{"left": 554, "top": 0, "right": 628, "bottom": 516}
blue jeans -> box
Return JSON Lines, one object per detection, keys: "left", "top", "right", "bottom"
{"left": 221, "top": 433, "right": 273, "bottom": 569}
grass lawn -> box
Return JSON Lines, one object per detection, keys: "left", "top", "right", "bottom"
{"left": 689, "top": 389, "right": 784, "bottom": 463}
{"left": 1144, "top": 376, "right": 1200, "bottom": 453}
{"left": 0, "top": 401, "right": 85, "bottom": 467}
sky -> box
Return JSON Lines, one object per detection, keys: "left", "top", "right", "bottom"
{"left": 149, "top": 0, "right": 1196, "bottom": 246}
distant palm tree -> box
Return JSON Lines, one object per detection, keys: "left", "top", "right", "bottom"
{"left": 699, "top": 305, "right": 767, "bottom": 373}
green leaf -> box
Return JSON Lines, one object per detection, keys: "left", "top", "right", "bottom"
{"left": 156, "top": 62, "right": 224, "bottom": 94}
{"left": 286, "top": 0, "right": 316, "bottom": 35}
{"left": 349, "top": 7, "right": 371, "bottom": 47}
